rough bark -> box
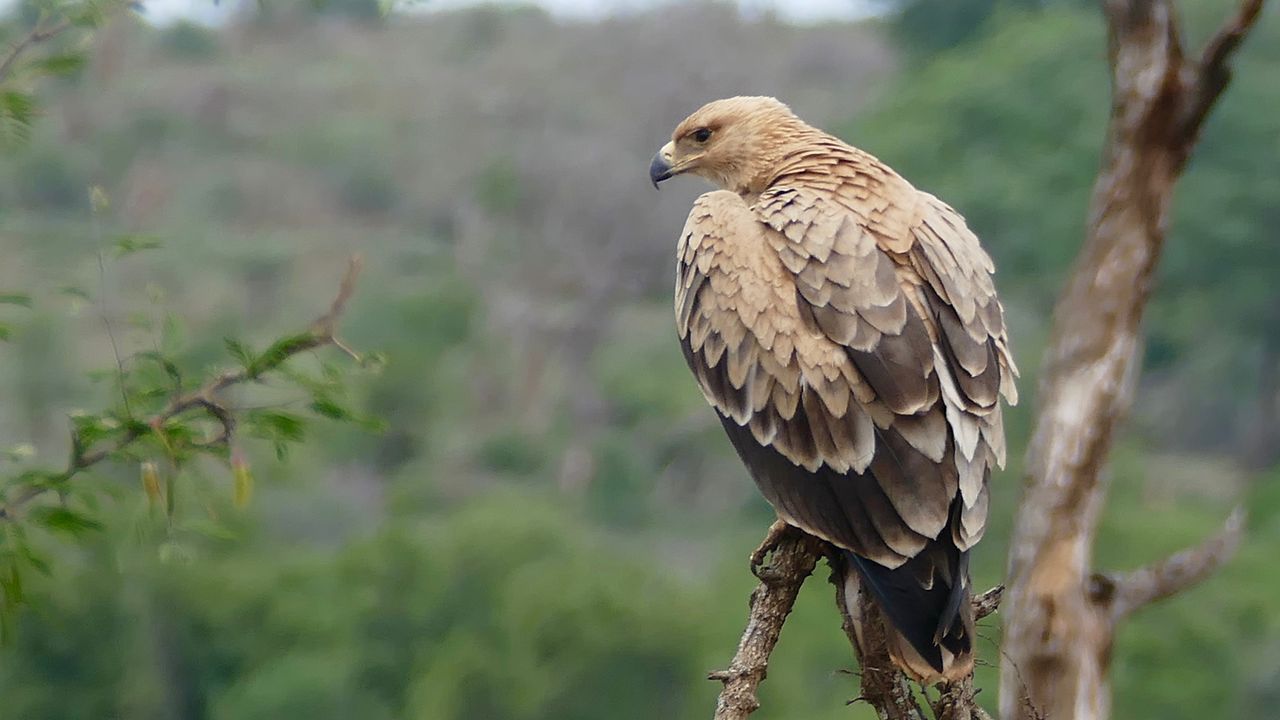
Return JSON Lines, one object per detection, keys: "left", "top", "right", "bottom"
{"left": 709, "top": 529, "right": 825, "bottom": 720}
{"left": 999, "top": 2, "right": 1264, "bottom": 719}
{"left": 712, "top": 526, "right": 1003, "bottom": 720}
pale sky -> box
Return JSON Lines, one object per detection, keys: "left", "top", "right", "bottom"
{"left": 129, "top": 0, "right": 882, "bottom": 26}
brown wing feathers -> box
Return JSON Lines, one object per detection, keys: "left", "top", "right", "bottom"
{"left": 676, "top": 190, "right": 963, "bottom": 565}
{"left": 673, "top": 142, "right": 1015, "bottom": 681}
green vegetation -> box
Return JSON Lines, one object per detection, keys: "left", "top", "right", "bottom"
{"left": 0, "top": 2, "right": 1276, "bottom": 718}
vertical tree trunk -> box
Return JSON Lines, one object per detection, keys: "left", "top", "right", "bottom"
{"left": 999, "top": 2, "right": 1263, "bottom": 718}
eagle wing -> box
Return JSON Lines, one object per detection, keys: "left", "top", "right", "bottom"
{"left": 675, "top": 184, "right": 1016, "bottom": 568}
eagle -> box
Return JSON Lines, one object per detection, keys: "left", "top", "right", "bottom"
{"left": 650, "top": 96, "right": 1017, "bottom": 682}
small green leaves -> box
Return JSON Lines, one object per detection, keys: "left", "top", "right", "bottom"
{"left": 70, "top": 412, "right": 118, "bottom": 455}
{"left": 224, "top": 337, "right": 256, "bottom": 369}
{"left": 251, "top": 333, "right": 317, "bottom": 376}
{"left": 309, "top": 397, "right": 351, "bottom": 421}
{"left": 248, "top": 410, "right": 306, "bottom": 460}
{"left": 111, "top": 234, "right": 162, "bottom": 257}
{"left": 28, "top": 52, "right": 87, "bottom": 78}
{"left": 0, "top": 91, "right": 37, "bottom": 148}
{"left": 29, "top": 507, "right": 103, "bottom": 537}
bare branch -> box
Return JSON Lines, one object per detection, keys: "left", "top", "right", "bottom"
{"left": 934, "top": 678, "right": 994, "bottom": 720}
{"left": 1106, "top": 507, "right": 1245, "bottom": 620}
{"left": 710, "top": 527, "right": 824, "bottom": 720}
{"left": 1178, "top": 0, "right": 1266, "bottom": 140}
{"left": 973, "top": 585, "right": 1004, "bottom": 622}
{"left": 0, "top": 257, "right": 363, "bottom": 520}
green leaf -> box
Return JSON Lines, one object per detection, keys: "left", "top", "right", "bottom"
{"left": 30, "top": 507, "right": 104, "bottom": 536}
{"left": 29, "top": 52, "right": 87, "bottom": 77}
{"left": 0, "top": 293, "right": 32, "bottom": 308}
{"left": 112, "top": 234, "right": 163, "bottom": 257}
{"left": 224, "top": 337, "right": 255, "bottom": 368}
{"left": 309, "top": 397, "right": 351, "bottom": 421}
{"left": 0, "top": 323, "right": 10, "bottom": 342}
{"left": 0, "top": 91, "right": 37, "bottom": 148}
{"left": 70, "top": 413, "right": 116, "bottom": 451}
{"left": 249, "top": 333, "right": 316, "bottom": 376}
{"left": 250, "top": 411, "right": 306, "bottom": 442}
{"left": 136, "top": 350, "right": 182, "bottom": 385}
{"left": 19, "top": 546, "right": 51, "bottom": 577}
{"left": 0, "top": 561, "right": 23, "bottom": 606}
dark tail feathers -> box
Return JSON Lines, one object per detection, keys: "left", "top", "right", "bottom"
{"left": 846, "top": 549, "right": 973, "bottom": 681}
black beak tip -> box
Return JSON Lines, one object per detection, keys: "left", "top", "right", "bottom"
{"left": 649, "top": 153, "right": 673, "bottom": 189}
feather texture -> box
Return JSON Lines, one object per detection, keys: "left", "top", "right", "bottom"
{"left": 664, "top": 96, "right": 1017, "bottom": 681}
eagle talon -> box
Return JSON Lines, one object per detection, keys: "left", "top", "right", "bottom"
{"left": 750, "top": 519, "right": 794, "bottom": 579}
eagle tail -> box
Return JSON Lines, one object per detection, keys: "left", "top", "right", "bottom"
{"left": 844, "top": 549, "right": 974, "bottom": 684}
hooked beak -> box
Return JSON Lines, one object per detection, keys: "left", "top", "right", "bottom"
{"left": 649, "top": 141, "right": 676, "bottom": 189}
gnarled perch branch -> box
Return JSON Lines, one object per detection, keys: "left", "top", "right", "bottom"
{"left": 709, "top": 528, "right": 824, "bottom": 720}
{"left": 712, "top": 524, "right": 1003, "bottom": 720}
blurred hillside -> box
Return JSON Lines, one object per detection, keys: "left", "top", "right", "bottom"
{"left": 0, "top": 2, "right": 1277, "bottom": 719}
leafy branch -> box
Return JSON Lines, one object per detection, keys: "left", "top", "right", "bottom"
{"left": 1, "top": 0, "right": 128, "bottom": 146}
{"left": 0, "top": 18, "right": 72, "bottom": 85}
{"left": 0, "top": 256, "right": 365, "bottom": 523}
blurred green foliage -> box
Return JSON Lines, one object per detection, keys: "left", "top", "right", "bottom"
{"left": 888, "top": 0, "right": 1091, "bottom": 55}
{"left": 0, "top": 2, "right": 1277, "bottom": 719}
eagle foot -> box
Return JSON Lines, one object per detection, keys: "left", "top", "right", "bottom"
{"left": 749, "top": 519, "right": 794, "bottom": 581}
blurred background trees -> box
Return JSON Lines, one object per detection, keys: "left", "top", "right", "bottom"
{"left": 0, "top": 1, "right": 1276, "bottom": 718}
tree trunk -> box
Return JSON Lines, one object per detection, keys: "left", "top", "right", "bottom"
{"left": 999, "top": 2, "right": 1263, "bottom": 718}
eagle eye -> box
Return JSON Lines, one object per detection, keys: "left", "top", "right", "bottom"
{"left": 692, "top": 127, "right": 712, "bottom": 143}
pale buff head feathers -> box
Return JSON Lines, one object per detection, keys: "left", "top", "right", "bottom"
{"left": 649, "top": 96, "right": 809, "bottom": 196}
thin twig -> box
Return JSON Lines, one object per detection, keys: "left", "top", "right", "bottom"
{"left": 0, "top": 257, "right": 363, "bottom": 520}
{"left": 1177, "top": 0, "right": 1266, "bottom": 140}
{"left": 1106, "top": 506, "right": 1245, "bottom": 620}
{"left": 973, "top": 585, "right": 1004, "bottom": 622}
{"left": 92, "top": 194, "right": 132, "bottom": 418}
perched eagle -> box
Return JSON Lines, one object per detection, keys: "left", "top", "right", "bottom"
{"left": 650, "top": 97, "right": 1017, "bottom": 682}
